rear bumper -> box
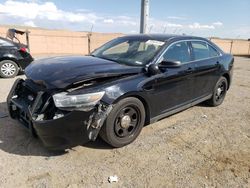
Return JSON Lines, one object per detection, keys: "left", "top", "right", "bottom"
{"left": 7, "top": 79, "right": 111, "bottom": 150}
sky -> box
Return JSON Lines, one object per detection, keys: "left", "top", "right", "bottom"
{"left": 0, "top": 0, "right": 249, "bottom": 39}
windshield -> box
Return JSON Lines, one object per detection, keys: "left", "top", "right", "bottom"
{"left": 91, "top": 37, "right": 165, "bottom": 66}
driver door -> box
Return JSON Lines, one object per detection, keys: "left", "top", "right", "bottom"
{"left": 149, "top": 41, "right": 195, "bottom": 117}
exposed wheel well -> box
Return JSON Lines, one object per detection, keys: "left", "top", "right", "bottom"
{"left": 222, "top": 73, "right": 230, "bottom": 90}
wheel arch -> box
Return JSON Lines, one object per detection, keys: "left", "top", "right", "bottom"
{"left": 111, "top": 92, "right": 151, "bottom": 126}
{"left": 222, "top": 73, "right": 230, "bottom": 90}
{"left": 0, "top": 57, "right": 20, "bottom": 68}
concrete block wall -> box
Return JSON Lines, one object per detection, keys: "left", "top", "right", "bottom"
{"left": 0, "top": 26, "right": 249, "bottom": 56}
{"left": 211, "top": 38, "right": 250, "bottom": 56}
{"left": 0, "top": 26, "right": 123, "bottom": 56}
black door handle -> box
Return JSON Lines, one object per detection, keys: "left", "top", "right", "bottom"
{"left": 215, "top": 61, "right": 221, "bottom": 68}
{"left": 185, "top": 67, "right": 193, "bottom": 73}
{"left": 143, "top": 85, "right": 154, "bottom": 91}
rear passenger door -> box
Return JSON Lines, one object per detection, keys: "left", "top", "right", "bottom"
{"left": 190, "top": 41, "right": 221, "bottom": 99}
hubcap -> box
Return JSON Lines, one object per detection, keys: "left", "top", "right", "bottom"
{"left": 114, "top": 106, "right": 141, "bottom": 138}
{"left": 121, "top": 115, "right": 131, "bottom": 129}
{"left": 215, "top": 81, "right": 226, "bottom": 102}
{"left": 217, "top": 87, "right": 222, "bottom": 96}
{"left": 1, "top": 63, "right": 16, "bottom": 76}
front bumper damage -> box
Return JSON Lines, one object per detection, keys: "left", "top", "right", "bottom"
{"left": 7, "top": 78, "right": 112, "bottom": 150}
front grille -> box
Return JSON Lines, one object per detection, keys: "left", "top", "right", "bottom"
{"left": 7, "top": 80, "right": 39, "bottom": 128}
{"left": 8, "top": 79, "right": 59, "bottom": 124}
{"left": 15, "top": 81, "right": 37, "bottom": 108}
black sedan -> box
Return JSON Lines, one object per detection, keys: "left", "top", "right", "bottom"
{"left": 0, "top": 37, "right": 33, "bottom": 78}
{"left": 7, "top": 34, "right": 234, "bottom": 150}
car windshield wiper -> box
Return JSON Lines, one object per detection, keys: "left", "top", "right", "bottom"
{"left": 96, "top": 55, "right": 119, "bottom": 63}
{"left": 89, "top": 54, "right": 115, "bottom": 62}
{"left": 90, "top": 54, "right": 134, "bottom": 66}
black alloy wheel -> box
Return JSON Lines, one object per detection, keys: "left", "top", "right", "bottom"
{"left": 207, "top": 76, "right": 228, "bottom": 106}
{"left": 114, "top": 105, "right": 141, "bottom": 138}
{"left": 100, "top": 97, "right": 145, "bottom": 148}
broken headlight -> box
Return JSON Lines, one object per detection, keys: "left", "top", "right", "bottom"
{"left": 52, "top": 91, "right": 105, "bottom": 111}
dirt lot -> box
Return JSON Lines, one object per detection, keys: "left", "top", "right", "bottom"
{"left": 0, "top": 57, "right": 249, "bottom": 188}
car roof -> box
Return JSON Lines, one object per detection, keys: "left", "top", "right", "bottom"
{"left": 119, "top": 34, "right": 223, "bottom": 54}
{"left": 120, "top": 34, "right": 209, "bottom": 42}
{"left": 0, "top": 36, "right": 22, "bottom": 47}
{"left": 0, "top": 36, "right": 12, "bottom": 42}
{"left": 0, "top": 36, "right": 15, "bottom": 44}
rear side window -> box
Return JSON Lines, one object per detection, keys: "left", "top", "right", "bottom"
{"left": 191, "top": 41, "right": 219, "bottom": 60}
{"left": 191, "top": 41, "right": 210, "bottom": 60}
{"left": 208, "top": 45, "right": 219, "bottom": 57}
{"left": 163, "top": 41, "right": 191, "bottom": 63}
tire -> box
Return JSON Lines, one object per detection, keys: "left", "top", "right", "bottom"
{"left": 207, "top": 77, "right": 228, "bottom": 107}
{"left": 0, "top": 60, "right": 19, "bottom": 78}
{"left": 100, "top": 97, "right": 145, "bottom": 148}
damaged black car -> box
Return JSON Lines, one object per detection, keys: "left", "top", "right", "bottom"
{"left": 7, "top": 34, "right": 234, "bottom": 150}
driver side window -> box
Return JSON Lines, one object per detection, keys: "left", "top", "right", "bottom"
{"left": 162, "top": 41, "right": 191, "bottom": 63}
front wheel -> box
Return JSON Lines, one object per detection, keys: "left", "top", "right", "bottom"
{"left": 100, "top": 97, "right": 145, "bottom": 148}
{"left": 0, "top": 60, "right": 19, "bottom": 78}
{"left": 207, "top": 77, "right": 228, "bottom": 106}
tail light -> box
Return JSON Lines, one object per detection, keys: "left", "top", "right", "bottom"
{"left": 20, "top": 47, "right": 28, "bottom": 53}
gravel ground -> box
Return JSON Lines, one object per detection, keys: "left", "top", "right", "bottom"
{"left": 0, "top": 57, "right": 249, "bottom": 188}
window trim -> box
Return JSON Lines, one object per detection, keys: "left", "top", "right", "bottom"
{"left": 155, "top": 39, "right": 222, "bottom": 65}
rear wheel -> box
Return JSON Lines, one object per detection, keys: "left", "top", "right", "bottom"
{"left": 100, "top": 97, "right": 145, "bottom": 148}
{"left": 207, "top": 77, "right": 228, "bottom": 106}
{"left": 0, "top": 60, "right": 19, "bottom": 78}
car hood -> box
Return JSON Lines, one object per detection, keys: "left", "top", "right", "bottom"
{"left": 25, "top": 56, "right": 143, "bottom": 89}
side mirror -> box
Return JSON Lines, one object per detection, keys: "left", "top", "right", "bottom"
{"left": 147, "top": 60, "right": 181, "bottom": 76}
{"left": 159, "top": 60, "right": 181, "bottom": 68}
{"left": 147, "top": 63, "right": 161, "bottom": 75}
